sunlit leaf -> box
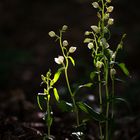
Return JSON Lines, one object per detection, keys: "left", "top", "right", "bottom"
{"left": 53, "top": 88, "right": 59, "bottom": 102}
{"left": 79, "top": 83, "right": 93, "bottom": 88}
{"left": 69, "top": 56, "right": 75, "bottom": 66}
{"left": 118, "top": 63, "right": 129, "bottom": 76}
{"left": 51, "top": 69, "right": 62, "bottom": 86}
{"left": 77, "top": 102, "right": 106, "bottom": 122}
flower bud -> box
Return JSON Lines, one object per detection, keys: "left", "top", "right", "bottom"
{"left": 108, "top": 18, "right": 114, "bottom": 25}
{"left": 103, "top": 27, "right": 108, "bottom": 33}
{"left": 85, "top": 31, "right": 90, "bottom": 35}
{"left": 107, "top": 6, "right": 114, "bottom": 13}
{"left": 91, "top": 25, "right": 100, "bottom": 33}
{"left": 97, "top": 12, "right": 101, "bottom": 19}
{"left": 62, "top": 25, "right": 68, "bottom": 31}
{"left": 63, "top": 40, "right": 68, "bottom": 47}
{"left": 110, "top": 68, "right": 116, "bottom": 76}
{"left": 88, "top": 42, "right": 94, "bottom": 49}
{"left": 69, "top": 46, "right": 77, "bottom": 53}
{"left": 48, "top": 31, "right": 56, "bottom": 37}
{"left": 84, "top": 38, "right": 91, "bottom": 43}
{"left": 112, "top": 52, "right": 116, "bottom": 59}
{"left": 104, "top": 13, "right": 110, "bottom": 20}
{"left": 92, "top": 2, "right": 99, "bottom": 8}
{"left": 54, "top": 56, "right": 64, "bottom": 65}
{"left": 96, "top": 61, "right": 103, "bottom": 69}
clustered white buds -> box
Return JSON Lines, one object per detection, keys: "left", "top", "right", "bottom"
{"left": 107, "top": 6, "right": 114, "bottom": 13}
{"left": 92, "top": 2, "right": 99, "bottom": 8}
{"left": 96, "top": 61, "right": 103, "bottom": 69}
{"left": 62, "top": 25, "right": 68, "bottom": 31}
{"left": 88, "top": 42, "right": 94, "bottom": 49}
{"left": 48, "top": 31, "right": 56, "bottom": 37}
{"left": 108, "top": 18, "right": 114, "bottom": 25}
{"left": 54, "top": 56, "right": 64, "bottom": 65}
{"left": 63, "top": 40, "right": 68, "bottom": 47}
{"left": 69, "top": 46, "right": 77, "bottom": 53}
{"left": 91, "top": 25, "right": 100, "bottom": 33}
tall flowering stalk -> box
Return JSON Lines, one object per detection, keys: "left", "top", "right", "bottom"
{"left": 48, "top": 26, "right": 79, "bottom": 126}
{"left": 84, "top": 0, "right": 128, "bottom": 139}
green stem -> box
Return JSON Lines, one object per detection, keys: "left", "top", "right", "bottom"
{"left": 64, "top": 67, "right": 80, "bottom": 126}
{"left": 98, "top": 70, "right": 103, "bottom": 140}
{"left": 59, "top": 31, "right": 79, "bottom": 126}
{"left": 47, "top": 99, "right": 51, "bottom": 138}
{"left": 104, "top": 63, "right": 109, "bottom": 140}
{"left": 111, "top": 78, "right": 115, "bottom": 119}
{"left": 101, "top": 0, "right": 105, "bottom": 37}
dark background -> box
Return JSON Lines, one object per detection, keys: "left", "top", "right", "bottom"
{"left": 0, "top": 0, "right": 140, "bottom": 139}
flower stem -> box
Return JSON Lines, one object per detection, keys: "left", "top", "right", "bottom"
{"left": 98, "top": 70, "right": 103, "bottom": 140}
{"left": 47, "top": 99, "right": 51, "bottom": 138}
{"left": 104, "top": 63, "right": 109, "bottom": 140}
{"left": 64, "top": 67, "right": 79, "bottom": 126}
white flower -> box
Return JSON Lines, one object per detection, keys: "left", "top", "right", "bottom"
{"left": 92, "top": 2, "right": 99, "bottom": 8}
{"left": 54, "top": 56, "right": 64, "bottom": 64}
{"left": 88, "top": 42, "right": 94, "bottom": 49}
{"left": 63, "top": 40, "right": 68, "bottom": 47}
{"left": 108, "top": 18, "right": 114, "bottom": 25}
{"left": 96, "top": 61, "right": 103, "bottom": 69}
{"left": 91, "top": 25, "right": 100, "bottom": 33}
{"left": 69, "top": 46, "right": 77, "bottom": 53}
{"left": 62, "top": 25, "right": 68, "bottom": 31}
{"left": 107, "top": 6, "right": 114, "bottom": 13}
{"left": 48, "top": 31, "right": 56, "bottom": 37}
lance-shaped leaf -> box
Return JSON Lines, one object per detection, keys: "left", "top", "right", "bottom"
{"left": 68, "top": 56, "right": 75, "bottom": 66}
{"left": 74, "top": 83, "right": 93, "bottom": 96}
{"left": 51, "top": 69, "right": 62, "bottom": 86}
{"left": 37, "top": 95, "right": 43, "bottom": 111}
{"left": 53, "top": 88, "right": 59, "bottom": 102}
{"left": 77, "top": 102, "right": 106, "bottom": 122}
{"left": 118, "top": 63, "right": 129, "bottom": 76}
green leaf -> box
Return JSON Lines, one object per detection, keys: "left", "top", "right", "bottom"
{"left": 114, "top": 97, "right": 129, "bottom": 105}
{"left": 84, "top": 38, "right": 91, "bottom": 43}
{"left": 58, "top": 100, "right": 73, "bottom": 112}
{"left": 77, "top": 102, "right": 106, "bottom": 122}
{"left": 118, "top": 63, "right": 129, "bottom": 76}
{"left": 69, "top": 56, "right": 75, "bottom": 66}
{"left": 74, "top": 83, "right": 93, "bottom": 96}
{"left": 79, "top": 83, "right": 93, "bottom": 88}
{"left": 53, "top": 88, "right": 59, "bottom": 102}
{"left": 37, "top": 95, "right": 43, "bottom": 110}
{"left": 51, "top": 70, "right": 61, "bottom": 86}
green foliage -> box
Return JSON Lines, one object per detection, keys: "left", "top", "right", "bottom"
{"left": 77, "top": 102, "right": 106, "bottom": 122}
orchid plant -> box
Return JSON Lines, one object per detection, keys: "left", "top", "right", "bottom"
{"left": 37, "top": 0, "right": 129, "bottom": 139}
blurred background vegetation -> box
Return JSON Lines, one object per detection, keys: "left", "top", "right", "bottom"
{"left": 0, "top": 0, "right": 140, "bottom": 116}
